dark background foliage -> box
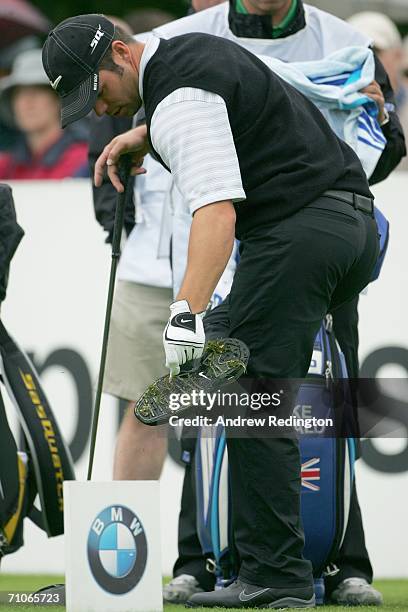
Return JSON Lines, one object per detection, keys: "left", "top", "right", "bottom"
{"left": 33, "top": 0, "right": 188, "bottom": 26}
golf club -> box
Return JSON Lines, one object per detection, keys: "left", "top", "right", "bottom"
{"left": 87, "top": 154, "right": 133, "bottom": 480}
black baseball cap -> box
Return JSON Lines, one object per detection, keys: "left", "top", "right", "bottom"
{"left": 42, "top": 14, "right": 114, "bottom": 128}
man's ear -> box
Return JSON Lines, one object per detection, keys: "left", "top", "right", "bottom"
{"left": 111, "top": 40, "right": 132, "bottom": 64}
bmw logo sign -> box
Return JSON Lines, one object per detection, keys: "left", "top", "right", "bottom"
{"left": 87, "top": 505, "right": 147, "bottom": 594}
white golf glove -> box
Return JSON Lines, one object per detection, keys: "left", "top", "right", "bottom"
{"left": 163, "top": 300, "right": 205, "bottom": 377}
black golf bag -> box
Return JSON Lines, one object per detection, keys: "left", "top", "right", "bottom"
{"left": 0, "top": 184, "right": 75, "bottom": 559}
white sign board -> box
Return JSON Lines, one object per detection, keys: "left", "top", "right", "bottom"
{"left": 64, "top": 481, "right": 163, "bottom": 612}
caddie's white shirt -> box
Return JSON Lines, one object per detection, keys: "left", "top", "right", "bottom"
{"left": 117, "top": 30, "right": 172, "bottom": 289}
{"left": 117, "top": 154, "right": 172, "bottom": 288}
{"left": 154, "top": 2, "right": 370, "bottom": 59}
{"left": 119, "top": 1, "right": 372, "bottom": 294}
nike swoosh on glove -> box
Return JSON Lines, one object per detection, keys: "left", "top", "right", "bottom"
{"left": 163, "top": 300, "right": 205, "bottom": 377}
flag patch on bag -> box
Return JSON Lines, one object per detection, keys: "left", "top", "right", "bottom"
{"left": 301, "top": 457, "right": 321, "bottom": 492}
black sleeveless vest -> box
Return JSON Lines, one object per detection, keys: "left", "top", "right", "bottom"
{"left": 143, "top": 33, "right": 371, "bottom": 237}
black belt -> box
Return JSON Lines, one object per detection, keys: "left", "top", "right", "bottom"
{"left": 323, "top": 190, "right": 374, "bottom": 216}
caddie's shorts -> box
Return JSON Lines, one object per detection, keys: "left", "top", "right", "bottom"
{"left": 103, "top": 280, "right": 173, "bottom": 402}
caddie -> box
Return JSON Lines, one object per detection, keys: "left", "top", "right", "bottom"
{"left": 42, "top": 15, "right": 379, "bottom": 608}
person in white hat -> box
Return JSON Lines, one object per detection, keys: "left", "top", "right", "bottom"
{"left": 348, "top": 13, "right": 408, "bottom": 179}
{"left": 0, "top": 49, "right": 89, "bottom": 179}
{"left": 397, "top": 35, "right": 408, "bottom": 170}
{"left": 348, "top": 12, "right": 403, "bottom": 96}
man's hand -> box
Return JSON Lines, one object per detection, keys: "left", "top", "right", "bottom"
{"left": 163, "top": 300, "right": 205, "bottom": 377}
{"left": 360, "top": 80, "right": 386, "bottom": 124}
{"left": 94, "top": 125, "right": 150, "bottom": 192}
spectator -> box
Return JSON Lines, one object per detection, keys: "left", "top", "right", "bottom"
{"left": 403, "top": 36, "right": 408, "bottom": 85}
{"left": 0, "top": 49, "right": 89, "bottom": 180}
{"left": 398, "top": 36, "right": 408, "bottom": 170}
{"left": 348, "top": 12, "right": 403, "bottom": 94}
{"left": 0, "top": 0, "right": 50, "bottom": 152}
{"left": 0, "top": 37, "right": 40, "bottom": 152}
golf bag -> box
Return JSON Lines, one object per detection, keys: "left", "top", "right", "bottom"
{"left": 0, "top": 183, "right": 75, "bottom": 558}
{"left": 0, "top": 321, "right": 76, "bottom": 557}
{"left": 195, "top": 316, "right": 355, "bottom": 601}
{"left": 371, "top": 206, "right": 389, "bottom": 282}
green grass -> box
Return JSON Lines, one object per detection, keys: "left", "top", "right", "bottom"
{"left": 0, "top": 576, "right": 406, "bottom": 611}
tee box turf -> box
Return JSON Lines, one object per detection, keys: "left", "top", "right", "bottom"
{"left": 64, "top": 481, "right": 163, "bottom": 612}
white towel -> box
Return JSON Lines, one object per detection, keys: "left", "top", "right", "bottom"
{"left": 259, "top": 46, "right": 386, "bottom": 178}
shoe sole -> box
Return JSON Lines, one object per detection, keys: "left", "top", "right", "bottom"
{"left": 134, "top": 338, "right": 249, "bottom": 425}
{"left": 185, "top": 594, "right": 316, "bottom": 609}
{"left": 262, "top": 595, "right": 316, "bottom": 608}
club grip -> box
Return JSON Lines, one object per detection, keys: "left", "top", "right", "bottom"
{"left": 118, "top": 153, "right": 133, "bottom": 189}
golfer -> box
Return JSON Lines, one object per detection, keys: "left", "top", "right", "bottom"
{"left": 43, "top": 15, "right": 379, "bottom": 608}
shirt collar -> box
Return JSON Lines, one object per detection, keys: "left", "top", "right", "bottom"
{"left": 229, "top": 0, "right": 305, "bottom": 40}
{"left": 273, "top": 0, "right": 299, "bottom": 37}
{"left": 138, "top": 34, "right": 161, "bottom": 102}
{"left": 236, "top": 0, "right": 297, "bottom": 25}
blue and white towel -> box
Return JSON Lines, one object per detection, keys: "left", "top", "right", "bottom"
{"left": 259, "top": 47, "right": 386, "bottom": 178}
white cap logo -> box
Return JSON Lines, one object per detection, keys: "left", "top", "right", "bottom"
{"left": 90, "top": 25, "right": 104, "bottom": 54}
{"left": 50, "top": 75, "right": 62, "bottom": 90}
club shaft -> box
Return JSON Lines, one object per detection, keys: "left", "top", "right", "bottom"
{"left": 86, "top": 244, "right": 121, "bottom": 480}
{"left": 87, "top": 160, "right": 132, "bottom": 480}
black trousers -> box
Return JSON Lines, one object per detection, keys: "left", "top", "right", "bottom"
{"left": 175, "top": 297, "right": 373, "bottom": 591}
{"left": 175, "top": 195, "right": 378, "bottom": 588}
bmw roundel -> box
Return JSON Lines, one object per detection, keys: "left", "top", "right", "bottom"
{"left": 87, "top": 505, "right": 147, "bottom": 594}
